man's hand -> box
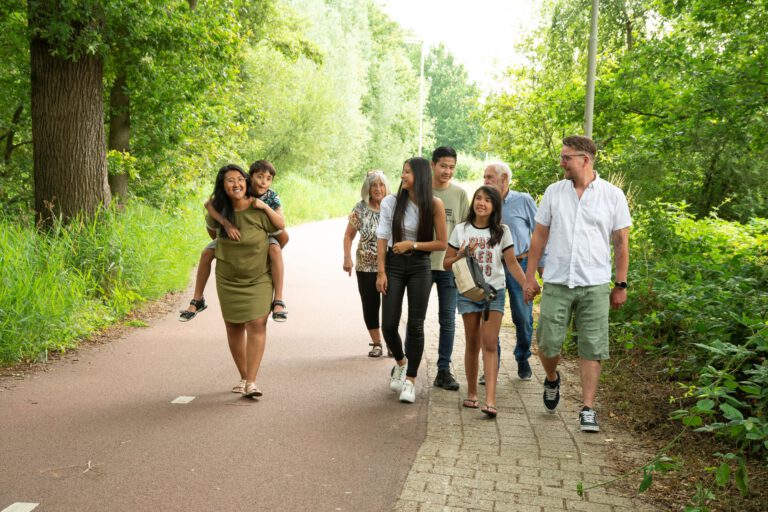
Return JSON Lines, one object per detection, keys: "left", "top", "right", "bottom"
{"left": 524, "top": 275, "right": 540, "bottom": 304}
{"left": 610, "top": 287, "right": 627, "bottom": 309}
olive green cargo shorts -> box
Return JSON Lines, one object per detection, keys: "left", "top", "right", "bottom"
{"left": 536, "top": 283, "right": 610, "bottom": 361}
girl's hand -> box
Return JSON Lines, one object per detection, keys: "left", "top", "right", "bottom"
{"left": 343, "top": 257, "right": 353, "bottom": 276}
{"left": 376, "top": 272, "right": 388, "bottom": 295}
{"left": 392, "top": 241, "right": 414, "bottom": 255}
{"left": 224, "top": 222, "right": 241, "bottom": 241}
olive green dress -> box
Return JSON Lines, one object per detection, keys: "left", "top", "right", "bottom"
{"left": 206, "top": 208, "right": 276, "bottom": 323}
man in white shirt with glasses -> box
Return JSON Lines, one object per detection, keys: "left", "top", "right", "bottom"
{"left": 524, "top": 135, "right": 631, "bottom": 433}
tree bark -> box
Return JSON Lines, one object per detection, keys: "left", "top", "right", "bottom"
{"left": 108, "top": 72, "right": 130, "bottom": 198}
{"left": 30, "top": 37, "right": 111, "bottom": 222}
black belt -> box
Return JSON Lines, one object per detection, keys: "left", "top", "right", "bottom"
{"left": 516, "top": 251, "right": 529, "bottom": 261}
{"left": 387, "top": 248, "right": 429, "bottom": 257}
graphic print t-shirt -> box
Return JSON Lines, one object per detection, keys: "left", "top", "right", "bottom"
{"left": 448, "top": 222, "right": 514, "bottom": 290}
{"left": 257, "top": 189, "right": 281, "bottom": 211}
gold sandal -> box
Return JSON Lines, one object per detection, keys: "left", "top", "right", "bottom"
{"left": 244, "top": 382, "right": 263, "bottom": 398}
{"left": 232, "top": 379, "right": 246, "bottom": 393}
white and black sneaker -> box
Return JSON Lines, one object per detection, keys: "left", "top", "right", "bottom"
{"left": 579, "top": 406, "right": 600, "bottom": 432}
{"left": 389, "top": 362, "right": 407, "bottom": 392}
{"left": 543, "top": 371, "right": 561, "bottom": 412}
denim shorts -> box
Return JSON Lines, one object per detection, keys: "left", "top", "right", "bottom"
{"left": 457, "top": 288, "right": 505, "bottom": 315}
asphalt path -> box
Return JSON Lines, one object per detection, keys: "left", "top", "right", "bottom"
{"left": 0, "top": 217, "right": 427, "bottom": 512}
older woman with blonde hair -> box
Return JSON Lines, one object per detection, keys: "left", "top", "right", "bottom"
{"left": 343, "top": 170, "right": 391, "bottom": 357}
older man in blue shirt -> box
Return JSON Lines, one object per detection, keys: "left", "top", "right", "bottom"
{"left": 483, "top": 162, "right": 543, "bottom": 380}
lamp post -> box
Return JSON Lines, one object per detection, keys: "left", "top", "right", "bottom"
{"left": 584, "top": 0, "right": 599, "bottom": 137}
{"left": 404, "top": 37, "right": 426, "bottom": 156}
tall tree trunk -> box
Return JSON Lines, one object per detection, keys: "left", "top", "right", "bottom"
{"left": 108, "top": 72, "right": 130, "bottom": 198}
{"left": 30, "top": 37, "right": 111, "bottom": 222}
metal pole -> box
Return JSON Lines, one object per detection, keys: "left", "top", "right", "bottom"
{"left": 419, "top": 41, "right": 425, "bottom": 157}
{"left": 584, "top": 0, "right": 599, "bottom": 137}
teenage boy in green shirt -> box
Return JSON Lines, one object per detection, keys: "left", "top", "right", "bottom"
{"left": 430, "top": 146, "right": 470, "bottom": 390}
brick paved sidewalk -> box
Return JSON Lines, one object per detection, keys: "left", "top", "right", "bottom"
{"left": 394, "top": 291, "right": 659, "bottom": 512}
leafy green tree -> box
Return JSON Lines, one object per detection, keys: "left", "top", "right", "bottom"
{"left": 0, "top": 0, "right": 32, "bottom": 209}
{"left": 424, "top": 42, "right": 482, "bottom": 154}
{"left": 482, "top": 0, "right": 767, "bottom": 220}
{"left": 28, "top": 0, "right": 111, "bottom": 221}
{"left": 361, "top": 4, "right": 421, "bottom": 173}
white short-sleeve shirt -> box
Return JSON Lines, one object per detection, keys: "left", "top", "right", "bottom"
{"left": 535, "top": 174, "right": 631, "bottom": 287}
{"left": 449, "top": 222, "right": 515, "bottom": 290}
{"left": 376, "top": 194, "right": 420, "bottom": 247}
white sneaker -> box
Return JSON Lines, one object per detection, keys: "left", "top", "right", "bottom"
{"left": 389, "top": 363, "right": 407, "bottom": 392}
{"left": 399, "top": 380, "right": 415, "bottom": 403}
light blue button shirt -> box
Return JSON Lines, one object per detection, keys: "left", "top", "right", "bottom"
{"left": 501, "top": 190, "right": 545, "bottom": 267}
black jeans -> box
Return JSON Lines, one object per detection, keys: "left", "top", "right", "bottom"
{"left": 356, "top": 271, "right": 380, "bottom": 330}
{"left": 381, "top": 250, "right": 432, "bottom": 378}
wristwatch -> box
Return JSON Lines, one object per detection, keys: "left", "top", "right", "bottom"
{"left": 413, "top": 242, "right": 418, "bottom": 250}
{"left": 614, "top": 281, "right": 628, "bottom": 289}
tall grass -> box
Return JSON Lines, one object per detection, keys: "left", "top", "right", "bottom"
{"left": 0, "top": 176, "right": 360, "bottom": 365}
{"left": 275, "top": 173, "right": 359, "bottom": 225}
{"left": 0, "top": 201, "right": 207, "bottom": 364}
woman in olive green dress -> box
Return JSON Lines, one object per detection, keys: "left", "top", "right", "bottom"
{"left": 206, "top": 164, "right": 276, "bottom": 398}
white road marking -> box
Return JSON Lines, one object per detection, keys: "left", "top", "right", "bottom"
{"left": 2, "top": 504, "right": 39, "bottom": 512}
{"left": 171, "top": 396, "right": 196, "bottom": 404}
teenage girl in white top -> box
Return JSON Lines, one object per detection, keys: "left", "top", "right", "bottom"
{"left": 444, "top": 186, "right": 527, "bottom": 417}
{"left": 376, "top": 157, "right": 447, "bottom": 404}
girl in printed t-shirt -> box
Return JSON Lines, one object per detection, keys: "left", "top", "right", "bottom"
{"left": 443, "top": 186, "right": 527, "bottom": 418}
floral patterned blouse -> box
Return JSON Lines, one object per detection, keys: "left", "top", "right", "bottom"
{"left": 349, "top": 200, "right": 381, "bottom": 273}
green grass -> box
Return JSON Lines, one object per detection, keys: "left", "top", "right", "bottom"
{"left": 0, "top": 201, "right": 207, "bottom": 364}
{"left": 274, "top": 173, "right": 359, "bottom": 226}
{"left": 0, "top": 176, "right": 359, "bottom": 365}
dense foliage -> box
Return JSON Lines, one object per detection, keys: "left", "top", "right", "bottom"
{"left": 483, "top": 0, "right": 768, "bottom": 222}
{"left": 0, "top": 0, "right": 442, "bottom": 215}
{"left": 616, "top": 203, "right": 768, "bottom": 458}
{"left": 423, "top": 43, "right": 483, "bottom": 154}
{"left": 482, "top": 0, "right": 767, "bottom": 504}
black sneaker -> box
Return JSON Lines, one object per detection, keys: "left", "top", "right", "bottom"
{"left": 479, "top": 374, "right": 485, "bottom": 386}
{"left": 579, "top": 406, "right": 600, "bottom": 432}
{"left": 543, "top": 371, "right": 561, "bottom": 412}
{"left": 433, "top": 369, "right": 460, "bottom": 391}
{"left": 517, "top": 359, "right": 532, "bottom": 380}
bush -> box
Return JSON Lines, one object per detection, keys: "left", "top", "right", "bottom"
{"left": 612, "top": 202, "right": 768, "bottom": 457}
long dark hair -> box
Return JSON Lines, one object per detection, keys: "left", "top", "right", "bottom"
{"left": 392, "top": 157, "right": 434, "bottom": 243}
{"left": 211, "top": 164, "right": 251, "bottom": 238}
{"left": 465, "top": 186, "right": 504, "bottom": 247}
